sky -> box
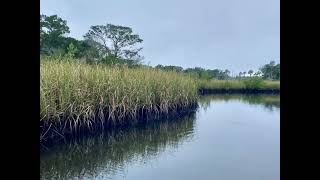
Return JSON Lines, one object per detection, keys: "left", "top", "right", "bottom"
{"left": 40, "top": 0, "right": 279, "bottom": 75}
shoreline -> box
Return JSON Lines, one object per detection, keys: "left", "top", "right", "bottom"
{"left": 40, "top": 59, "right": 280, "bottom": 149}
{"left": 40, "top": 90, "right": 280, "bottom": 149}
{"left": 40, "top": 103, "right": 198, "bottom": 149}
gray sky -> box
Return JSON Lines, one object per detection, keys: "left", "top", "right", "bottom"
{"left": 40, "top": 0, "right": 279, "bottom": 74}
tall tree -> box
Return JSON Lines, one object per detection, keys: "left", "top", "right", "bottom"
{"left": 84, "top": 24, "right": 143, "bottom": 63}
{"left": 260, "top": 61, "right": 280, "bottom": 80}
{"left": 239, "top": 72, "right": 243, "bottom": 79}
{"left": 222, "top": 69, "right": 230, "bottom": 80}
{"left": 254, "top": 71, "right": 262, "bottom": 76}
{"left": 40, "top": 14, "right": 70, "bottom": 54}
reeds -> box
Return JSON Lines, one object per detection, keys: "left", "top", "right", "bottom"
{"left": 40, "top": 58, "right": 198, "bottom": 141}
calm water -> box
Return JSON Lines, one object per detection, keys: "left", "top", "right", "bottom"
{"left": 40, "top": 94, "right": 280, "bottom": 180}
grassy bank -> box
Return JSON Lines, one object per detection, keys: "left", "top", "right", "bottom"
{"left": 40, "top": 58, "right": 280, "bottom": 142}
{"left": 197, "top": 78, "right": 280, "bottom": 94}
{"left": 40, "top": 58, "right": 198, "bottom": 142}
{"left": 198, "top": 79, "right": 280, "bottom": 90}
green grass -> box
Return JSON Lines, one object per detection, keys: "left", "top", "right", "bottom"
{"left": 197, "top": 78, "right": 280, "bottom": 90}
{"left": 40, "top": 58, "right": 198, "bottom": 140}
{"left": 198, "top": 79, "right": 246, "bottom": 89}
{"left": 261, "top": 80, "right": 280, "bottom": 89}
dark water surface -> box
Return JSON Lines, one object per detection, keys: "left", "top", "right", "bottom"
{"left": 40, "top": 94, "right": 280, "bottom": 180}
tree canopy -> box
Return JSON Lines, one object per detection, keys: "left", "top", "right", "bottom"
{"left": 84, "top": 24, "right": 143, "bottom": 64}
{"left": 260, "top": 61, "right": 280, "bottom": 80}
{"left": 40, "top": 14, "right": 279, "bottom": 80}
{"left": 40, "top": 14, "right": 70, "bottom": 54}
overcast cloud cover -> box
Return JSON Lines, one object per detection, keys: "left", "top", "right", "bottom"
{"left": 40, "top": 0, "right": 279, "bottom": 74}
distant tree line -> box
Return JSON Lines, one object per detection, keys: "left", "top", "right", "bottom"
{"left": 40, "top": 14, "right": 280, "bottom": 80}
{"left": 155, "top": 65, "right": 231, "bottom": 80}
{"left": 154, "top": 62, "right": 279, "bottom": 81}
{"left": 236, "top": 61, "right": 280, "bottom": 80}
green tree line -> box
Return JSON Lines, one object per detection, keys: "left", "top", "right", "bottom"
{"left": 40, "top": 14, "right": 279, "bottom": 80}
{"left": 40, "top": 14, "right": 143, "bottom": 66}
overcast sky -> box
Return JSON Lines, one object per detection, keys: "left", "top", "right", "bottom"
{"left": 40, "top": 0, "right": 279, "bottom": 74}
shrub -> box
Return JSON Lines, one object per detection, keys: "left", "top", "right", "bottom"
{"left": 243, "top": 77, "right": 265, "bottom": 89}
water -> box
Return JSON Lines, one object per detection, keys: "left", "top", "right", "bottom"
{"left": 40, "top": 94, "right": 280, "bottom": 180}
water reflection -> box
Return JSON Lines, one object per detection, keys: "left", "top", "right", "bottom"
{"left": 40, "top": 111, "right": 197, "bottom": 180}
{"left": 199, "top": 94, "right": 280, "bottom": 112}
{"left": 40, "top": 94, "right": 280, "bottom": 180}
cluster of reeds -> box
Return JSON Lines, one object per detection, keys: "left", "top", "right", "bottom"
{"left": 40, "top": 58, "right": 198, "bottom": 141}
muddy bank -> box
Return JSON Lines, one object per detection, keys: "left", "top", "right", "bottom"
{"left": 198, "top": 88, "right": 280, "bottom": 94}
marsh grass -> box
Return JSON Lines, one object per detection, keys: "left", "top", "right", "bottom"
{"left": 198, "top": 79, "right": 245, "bottom": 89}
{"left": 198, "top": 78, "right": 280, "bottom": 90}
{"left": 261, "top": 80, "right": 280, "bottom": 89}
{"left": 40, "top": 58, "right": 198, "bottom": 141}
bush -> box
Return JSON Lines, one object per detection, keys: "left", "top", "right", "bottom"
{"left": 243, "top": 77, "right": 265, "bottom": 89}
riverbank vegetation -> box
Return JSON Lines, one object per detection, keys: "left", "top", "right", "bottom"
{"left": 40, "top": 14, "right": 280, "bottom": 81}
{"left": 40, "top": 14, "right": 280, "bottom": 143}
{"left": 40, "top": 58, "right": 198, "bottom": 142}
{"left": 197, "top": 78, "right": 280, "bottom": 90}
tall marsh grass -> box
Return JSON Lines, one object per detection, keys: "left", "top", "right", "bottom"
{"left": 40, "top": 58, "right": 198, "bottom": 141}
{"left": 198, "top": 78, "right": 280, "bottom": 90}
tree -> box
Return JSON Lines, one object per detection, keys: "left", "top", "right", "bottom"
{"left": 207, "top": 69, "right": 219, "bottom": 79}
{"left": 66, "top": 43, "right": 78, "bottom": 59}
{"left": 260, "top": 61, "right": 280, "bottom": 80}
{"left": 248, "top": 70, "right": 254, "bottom": 77}
{"left": 224, "top": 69, "right": 230, "bottom": 75}
{"left": 81, "top": 39, "right": 105, "bottom": 60}
{"left": 254, "top": 71, "right": 261, "bottom": 76}
{"left": 221, "top": 69, "right": 230, "bottom": 80}
{"left": 84, "top": 24, "right": 143, "bottom": 63}
{"left": 40, "top": 14, "right": 70, "bottom": 54}
{"left": 40, "top": 15, "right": 70, "bottom": 36}
{"left": 239, "top": 72, "right": 243, "bottom": 79}
{"left": 155, "top": 64, "right": 164, "bottom": 69}
{"left": 274, "top": 64, "right": 280, "bottom": 80}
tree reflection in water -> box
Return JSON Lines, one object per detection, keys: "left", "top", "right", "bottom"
{"left": 199, "top": 94, "right": 280, "bottom": 112}
{"left": 40, "top": 111, "right": 197, "bottom": 180}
